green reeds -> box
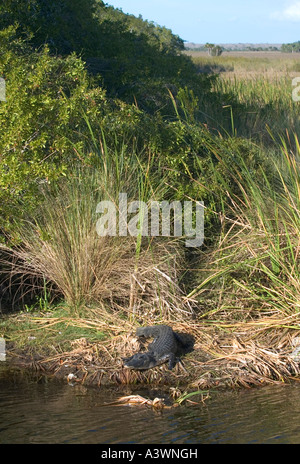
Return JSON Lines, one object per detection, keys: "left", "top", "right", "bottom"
{"left": 1, "top": 136, "right": 191, "bottom": 318}
{"left": 188, "top": 51, "right": 300, "bottom": 139}
{"left": 190, "top": 130, "right": 300, "bottom": 320}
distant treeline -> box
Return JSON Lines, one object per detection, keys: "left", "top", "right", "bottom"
{"left": 185, "top": 45, "right": 280, "bottom": 52}
{"left": 281, "top": 41, "right": 300, "bottom": 53}
{"left": 186, "top": 42, "right": 300, "bottom": 53}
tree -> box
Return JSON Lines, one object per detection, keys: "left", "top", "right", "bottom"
{"left": 205, "top": 43, "right": 223, "bottom": 56}
{"left": 205, "top": 43, "right": 215, "bottom": 56}
{"left": 281, "top": 41, "right": 300, "bottom": 53}
{"left": 213, "top": 45, "right": 223, "bottom": 56}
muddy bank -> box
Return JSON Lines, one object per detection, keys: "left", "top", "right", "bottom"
{"left": 5, "top": 318, "right": 300, "bottom": 393}
{"left": 6, "top": 337, "right": 210, "bottom": 390}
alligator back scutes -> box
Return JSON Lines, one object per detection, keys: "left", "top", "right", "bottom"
{"left": 122, "top": 324, "right": 194, "bottom": 370}
{"left": 136, "top": 325, "right": 178, "bottom": 356}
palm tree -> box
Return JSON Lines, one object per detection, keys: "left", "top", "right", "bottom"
{"left": 205, "top": 43, "right": 214, "bottom": 56}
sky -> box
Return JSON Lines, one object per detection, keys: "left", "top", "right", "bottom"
{"left": 106, "top": 0, "right": 300, "bottom": 44}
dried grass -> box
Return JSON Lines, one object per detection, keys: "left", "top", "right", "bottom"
{"left": 0, "top": 166, "right": 193, "bottom": 319}
{"left": 2, "top": 136, "right": 300, "bottom": 393}
{"left": 7, "top": 311, "right": 300, "bottom": 392}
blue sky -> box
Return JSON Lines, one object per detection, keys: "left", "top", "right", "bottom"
{"left": 107, "top": 0, "right": 300, "bottom": 43}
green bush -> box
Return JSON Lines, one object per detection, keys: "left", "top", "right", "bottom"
{"left": 0, "top": 27, "right": 153, "bottom": 233}
{"left": 0, "top": 0, "right": 214, "bottom": 112}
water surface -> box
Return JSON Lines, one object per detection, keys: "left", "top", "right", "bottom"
{"left": 1, "top": 364, "right": 300, "bottom": 444}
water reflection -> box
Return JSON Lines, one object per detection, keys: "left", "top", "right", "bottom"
{"left": 1, "top": 364, "right": 300, "bottom": 444}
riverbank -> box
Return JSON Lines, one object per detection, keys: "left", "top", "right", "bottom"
{"left": 1, "top": 0, "right": 300, "bottom": 408}
{"left": 3, "top": 309, "right": 300, "bottom": 395}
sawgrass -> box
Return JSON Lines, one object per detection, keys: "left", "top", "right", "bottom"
{"left": 213, "top": 75, "right": 300, "bottom": 138}
{"left": 187, "top": 51, "right": 300, "bottom": 140}
{"left": 189, "top": 131, "right": 300, "bottom": 323}
{"left": 186, "top": 50, "right": 300, "bottom": 74}
{"left": 0, "top": 140, "right": 191, "bottom": 319}
{"left": 2, "top": 52, "right": 300, "bottom": 390}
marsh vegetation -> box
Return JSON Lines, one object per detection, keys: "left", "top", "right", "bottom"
{"left": 0, "top": 1, "right": 300, "bottom": 389}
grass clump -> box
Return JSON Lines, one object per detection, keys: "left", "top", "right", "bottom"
{"left": 0, "top": 146, "right": 191, "bottom": 320}
{"left": 189, "top": 132, "right": 300, "bottom": 322}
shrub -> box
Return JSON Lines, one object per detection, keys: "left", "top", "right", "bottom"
{"left": 1, "top": 154, "right": 192, "bottom": 317}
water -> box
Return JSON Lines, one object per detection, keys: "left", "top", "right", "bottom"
{"left": 1, "top": 364, "right": 300, "bottom": 444}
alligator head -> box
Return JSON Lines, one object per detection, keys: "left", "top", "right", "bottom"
{"left": 122, "top": 351, "right": 160, "bottom": 370}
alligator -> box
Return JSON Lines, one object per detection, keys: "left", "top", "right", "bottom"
{"left": 122, "top": 325, "right": 193, "bottom": 370}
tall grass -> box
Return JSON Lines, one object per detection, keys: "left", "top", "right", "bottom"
{"left": 189, "top": 132, "right": 300, "bottom": 320}
{"left": 187, "top": 51, "right": 300, "bottom": 74}
{"left": 1, "top": 140, "right": 191, "bottom": 318}
{"left": 187, "top": 52, "right": 300, "bottom": 140}
{"left": 214, "top": 75, "right": 300, "bottom": 137}
{"left": 2, "top": 72, "right": 300, "bottom": 329}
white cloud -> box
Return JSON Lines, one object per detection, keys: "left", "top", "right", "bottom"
{"left": 271, "top": 1, "right": 300, "bottom": 21}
